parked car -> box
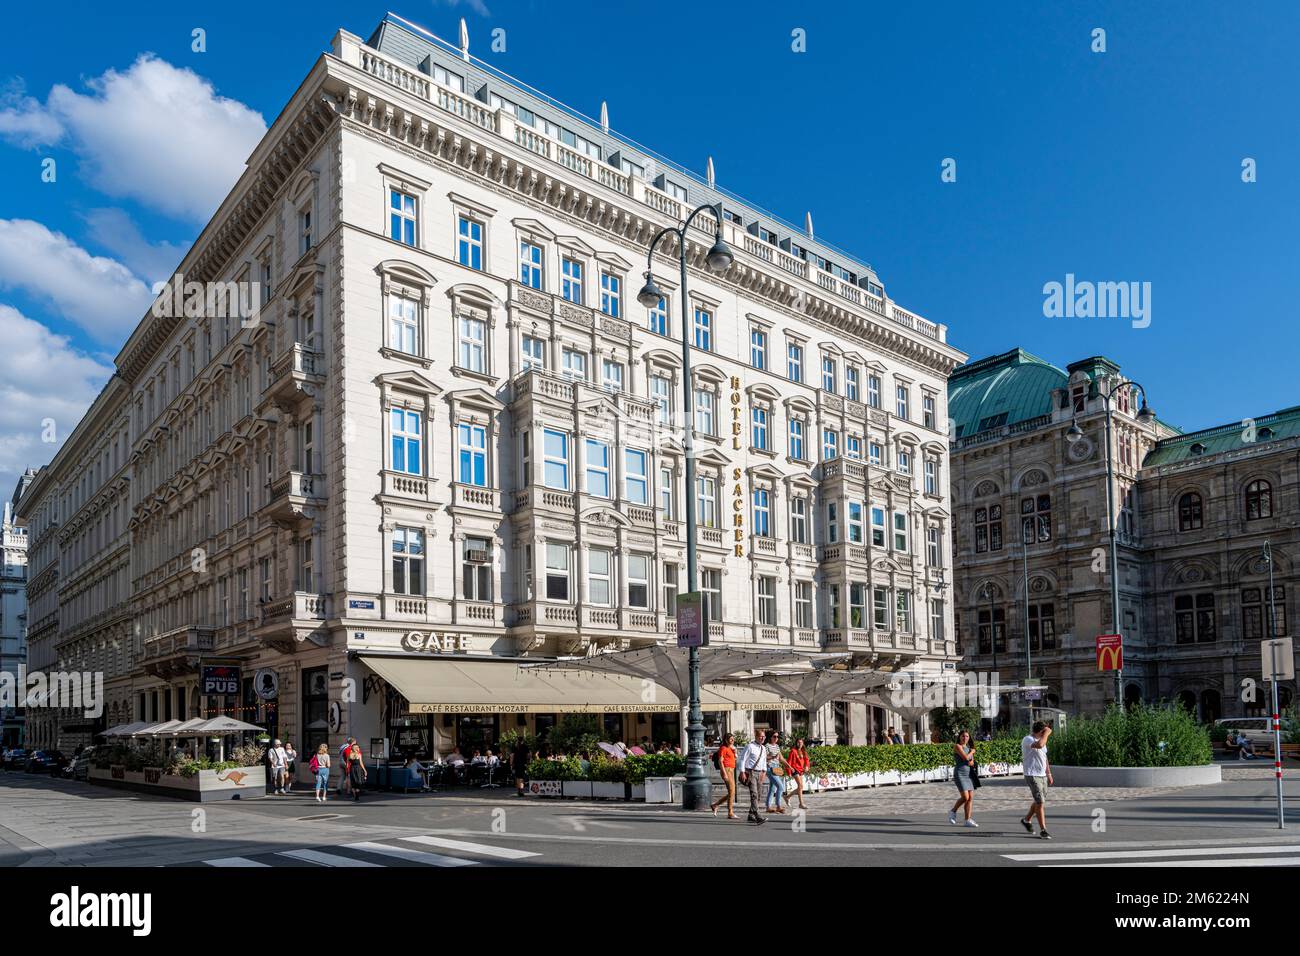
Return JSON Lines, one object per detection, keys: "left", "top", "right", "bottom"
{"left": 1, "top": 748, "right": 28, "bottom": 771}
{"left": 24, "top": 750, "right": 67, "bottom": 775}
{"left": 1215, "top": 717, "right": 1274, "bottom": 751}
{"left": 63, "top": 748, "right": 98, "bottom": 781}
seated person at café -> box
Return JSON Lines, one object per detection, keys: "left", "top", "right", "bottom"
{"left": 445, "top": 747, "right": 466, "bottom": 766}
{"left": 1236, "top": 732, "right": 1257, "bottom": 759}
{"left": 470, "top": 749, "right": 487, "bottom": 765}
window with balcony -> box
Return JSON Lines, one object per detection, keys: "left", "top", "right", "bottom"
{"left": 695, "top": 389, "right": 716, "bottom": 435}
{"left": 846, "top": 435, "right": 861, "bottom": 459}
{"left": 701, "top": 568, "right": 722, "bottom": 622}
{"left": 584, "top": 439, "right": 611, "bottom": 498}
{"left": 458, "top": 315, "right": 486, "bottom": 373}
{"left": 522, "top": 334, "right": 545, "bottom": 370}
{"left": 561, "top": 348, "right": 587, "bottom": 382}
{"left": 974, "top": 505, "right": 1003, "bottom": 553}
{"left": 693, "top": 307, "right": 712, "bottom": 351}
{"left": 869, "top": 441, "right": 882, "bottom": 466}
{"left": 697, "top": 475, "right": 718, "bottom": 528}
{"left": 757, "top": 576, "right": 777, "bottom": 626}
{"left": 456, "top": 215, "right": 483, "bottom": 270}
{"left": 601, "top": 359, "right": 624, "bottom": 393}
{"left": 1175, "top": 593, "right": 1216, "bottom": 644}
{"left": 543, "top": 429, "right": 570, "bottom": 489}
{"left": 389, "top": 189, "right": 418, "bottom": 246}
{"left": 457, "top": 423, "right": 487, "bottom": 486}
{"left": 387, "top": 293, "right": 419, "bottom": 355}
{"left": 826, "top": 502, "right": 839, "bottom": 544}
{"left": 847, "top": 501, "right": 863, "bottom": 543}
{"left": 750, "top": 328, "right": 767, "bottom": 369}
{"left": 625, "top": 449, "right": 649, "bottom": 504}
{"left": 392, "top": 527, "right": 425, "bottom": 595}
{"left": 600, "top": 272, "right": 622, "bottom": 318}
{"left": 822, "top": 355, "right": 837, "bottom": 393}
{"left": 390, "top": 409, "right": 422, "bottom": 475}
{"left": 588, "top": 548, "right": 612, "bottom": 605}
{"left": 753, "top": 488, "right": 772, "bottom": 537}
{"left": 828, "top": 583, "right": 841, "bottom": 628}
{"left": 752, "top": 408, "right": 770, "bottom": 451}
{"left": 822, "top": 429, "right": 838, "bottom": 461}
{"left": 628, "top": 554, "right": 650, "bottom": 609}
{"left": 795, "top": 582, "right": 813, "bottom": 628}
{"left": 787, "top": 343, "right": 803, "bottom": 382}
{"left": 893, "top": 512, "right": 909, "bottom": 552}
{"left": 790, "top": 496, "right": 808, "bottom": 544}
{"left": 462, "top": 536, "right": 492, "bottom": 601}
{"left": 897, "top": 449, "right": 911, "bottom": 474}
{"left": 896, "top": 590, "right": 912, "bottom": 631}
{"left": 1021, "top": 494, "right": 1052, "bottom": 543}
{"left": 545, "top": 543, "right": 570, "bottom": 600}
{"left": 519, "top": 240, "right": 544, "bottom": 289}
{"left": 561, "top": 257, "right": 584, "bottom": 304}
{"left": 648, "top": 295, "right": 668, "bottom": 336}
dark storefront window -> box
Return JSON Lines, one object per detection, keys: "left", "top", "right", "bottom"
{"left": 457, "top": 715, "right": 499, "bottom": 754}
{"left": 302, "top": 667, "right": 329, "bottom": 757}
{"left": 650, "top": 712, "right": 680, "bottom": 747}
{"left": 534, "top": 714, "right": 557, "bottom": 742}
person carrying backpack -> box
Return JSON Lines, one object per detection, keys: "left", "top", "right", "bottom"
{"left": 709, "top": 732, "right": 737, "bottom": 819}
{"left": 310, "top": 744, "right": 331, "bottom": 803}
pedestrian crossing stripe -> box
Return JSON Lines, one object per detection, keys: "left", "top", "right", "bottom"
{"left": 204, "top": 857, "right": 271, "bottom": 867}
{"left": 1005, "top": 844, "right": 1300, "bottom": 867}
{"left": 342, "top": 841, "right": 478, "bottom": 866}
{"left": 278, "top": 848, "right": 382, "bottom": 867}
{"left": 400, "top": 835, "right": 539, "bottom": 859}
{"left": 199, "top": 835, "right": 535, "bottom": 868}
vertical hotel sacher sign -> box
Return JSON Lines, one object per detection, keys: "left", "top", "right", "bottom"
{"left": 731, "top": 376, "right": 745, "bottom": 558}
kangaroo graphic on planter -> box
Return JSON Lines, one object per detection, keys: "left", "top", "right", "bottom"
{"left": 216, "top": 770, "right": 250, "bottom": 786}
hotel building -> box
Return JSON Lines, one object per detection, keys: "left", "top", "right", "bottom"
{"left": 17, "top": 14, "right": 964, "bottom": 759}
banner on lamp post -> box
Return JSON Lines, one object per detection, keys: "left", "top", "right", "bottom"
{"left": 1095, "top": 634, "right": 1123, "bottom": 671}
{"left": 676, "top": 592, "right": 707, "bottom": 648}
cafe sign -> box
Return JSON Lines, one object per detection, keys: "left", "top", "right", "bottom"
{"left": 400, "top": 631, "right": 472, "bottom": 654}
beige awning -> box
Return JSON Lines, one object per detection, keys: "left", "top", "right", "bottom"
{"left": 359, "top": 655, "right": 798, "bottom": 713}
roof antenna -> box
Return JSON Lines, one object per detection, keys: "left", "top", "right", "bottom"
{"left": 459, "top": 17, "right": 469, "bottom": 61}
{"left": 805, "top": 211, "right": 814, "bottom": 238}
{"left": 600, "top": 101, "right": 609, "bottom": 133}
{"left": 706, "top": 156, "right": 715, "bottom": 188}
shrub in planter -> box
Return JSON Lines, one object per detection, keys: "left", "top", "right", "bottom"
{"left": 1049, "top": 703, "right": 1211, "bottom": 768}
{"left": 588, "top": 756, "right": 627, "bottom": 783}
{"left": 624, "top": 752, "right": 686, "bottom": 784}
{"left": 525, "top": 756, "right": 584, "bottom": 781}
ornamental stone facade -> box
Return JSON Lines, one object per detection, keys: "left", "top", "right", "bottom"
{"left": 16, "top": 15, "right": 965, "bottom": 758}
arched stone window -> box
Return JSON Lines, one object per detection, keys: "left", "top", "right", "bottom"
{"left": 1245, "top": 479, "right": 1272, "bottom": 520}
{"left": 1178, "top": 491, "right": 1203, "bottom": 531}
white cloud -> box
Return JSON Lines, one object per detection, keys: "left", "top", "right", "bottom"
{"left": 0, "top": 218, "right": 155, "bottom": 341}
{"left": 3, "top": 55, "right": 266, "bottom": 223}
{"left": 0, "top": 304, "right": 113, "bottom": 499}
{"left": 83, "top": 208, "right": 190, "bottom": 285}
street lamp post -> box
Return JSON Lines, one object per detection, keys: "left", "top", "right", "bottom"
{"left": 638, "top": 204, "right": 734, "bottom": 812}
{"left": 1263, "top": 541, "right": 1285, "bottom": 828}
{"left": 981, "top": 583, "right": 999, "bottom": 726}
{"left": 1066, "top": 377, "right": 1155, "bottom": 709}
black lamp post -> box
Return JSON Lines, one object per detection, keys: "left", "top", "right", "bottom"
{"left": 638, "top": 203, "right": 733, "bottom": 811}
{"left": 1066, "top": 379, "right": 1154, "bottom": 708}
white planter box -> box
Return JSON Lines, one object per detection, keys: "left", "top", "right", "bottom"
{"left": 590, "top": 782, "right": 625, "bottom": 800}
{"left": 1008, "top": 763, "right": 1024, "bottom": 776}
{"left": 645, "top": 776, "right": 685, "bottom": 803}
{"left": 899, "top": 770, "right": 926, "bottom": 785}
{"left": 628, "top": 784, "right": 646, "bottom": 801}
{"left": 845, "top": 772, "right": 875, "bottom": 789}
{"left": 926, "top": 766, "right": 953, "bottom": 783}
{"left": 562, "top": 781, "right": 592, "bottom": 799}
{"left": 983, "top": 762, "right": 1010, "bottom": 777}
{"left": 876, "top": 769, "right": 902, "bottom": 786}
{"left": 528, "top": 779, "right": 563, "bottom": 798}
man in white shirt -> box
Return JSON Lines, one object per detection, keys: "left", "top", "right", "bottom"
{"left": 269, "top": 739, "right": 288, "bottom": 795}
{"left": 739, "top": 733, "right": 768, "bottom": 826}
{"left": 1020, "top": 721, "right": 1054, "bottom": 839}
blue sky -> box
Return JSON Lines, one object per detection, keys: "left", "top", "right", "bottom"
{"left": 1, "top": 0, "right": 1297, "bottom": 495}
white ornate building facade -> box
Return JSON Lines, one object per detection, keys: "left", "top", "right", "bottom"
{"left": 17, "top": 14, "right": 964, "bottom": 757}
{"left": 1, "top": 471, "right": 34, "bottom": 747}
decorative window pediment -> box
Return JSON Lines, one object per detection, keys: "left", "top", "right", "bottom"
{"left": 594, "top": 249, "right": 633, "bottom": 272}
{"left": 377, "top": 259, "right": 437, "bottom": 300}
{"left": 555, "top": 235, "right": 596, "bottom": 257}
{"left": 512, "top": 217, "right": 556, "bottom": 241}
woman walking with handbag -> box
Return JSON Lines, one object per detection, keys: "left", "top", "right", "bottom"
{"left": 764, "top": 730, "right": 792, "bottom": 813}
{"left": 786, "top": 737, "right": 811, "bottom": 810}
{"left": 710, "top": 732, "right": 738, "bottom": 819}
{"left": 949, "top": 729, "right": 979, "bottom": 827}
{"left": 310, "top": 744, "right": 331, "bottom": 803}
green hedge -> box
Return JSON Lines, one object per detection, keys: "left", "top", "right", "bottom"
{"left": 527, "top": 752, "right": 688, "bottom": 784}
{"left": 807, "top": 738, "right": 1021, "bottom": 776}
{"left": 1048, "top": 704, "right": 1212, "bottom": 768}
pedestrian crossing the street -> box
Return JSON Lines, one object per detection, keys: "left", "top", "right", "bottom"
{"left": 1003, "top": 843, "right": 1300, "bottom": 867}
{"left": 178, "top": 835, "right": 542, "bottom": 868}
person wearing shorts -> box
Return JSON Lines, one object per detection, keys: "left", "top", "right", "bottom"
{"left": 1020, "top": 721, "right": 1054, "bottom": 839}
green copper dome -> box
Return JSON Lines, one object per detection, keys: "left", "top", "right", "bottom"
{"left": 947, "top": 349, "right": 1067, "bottom": 439}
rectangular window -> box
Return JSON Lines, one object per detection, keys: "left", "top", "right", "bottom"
{"left": 545, "top": 543, "right": 570, "bottom": 601}
{"left": 827, "top": 502, "right": 839, "bottom": 544}
{"left": 789, "top": 418, "right": 806, "bottom": 460}
{"left": 979, "top": 607, "right": 1007, "bottom": 654}
{"left": 790, "top": 496, "right": 808, "bottom": 544}
{"left": 462, "top": 536, "right": 492, "bottom": 602}
{"left": 299, "top": 205, "right": 312, "bottom": 254}
{"left": 456, "top": 216, "right": 483, "bottom": 270}
{"left": 659, "top": 465, "right": 675, "bottom": 518}
{"left": 924, "top": 458, "right": 937, "bottom": 494}
{"left": 845, "top": 367, "right": 860, "bottom": 401}
{"left": 867, "top": 374, "right": 881, "bottom": 409}
{"left": 927, "top": 527, "right": 941, "bottom": 567}
{"left": 1027, "top": 603, "right": 1056, "bottom": 651}
{"left": 897, "top": 449, "right": 911, "bottom": 474}
{"left": 787, "top": 343, "right": 803, "bottom": 382}
{"left": 663, "top": 563, "right": 679, "bottom": 618}
{"left": 697, "top": 475, "right": 718, "bottom": 528}
{"left": 648, "top": 296, "right": 668, "bottom": 336}
{"left": 873, "top": 586, "right": 890, "bottom": 629}
{"left": 543, "top": 429, "right": 570, "bottom": 490}
{"left": 822, "top": 355, "right": 837, "bottom": 393}
{"left": 701, "top": 569, "right": 722, "bottom": 622}
{"left": 846, "top": 435, "right": 862, "bottom": 459}
{"left": 896, "top": 385, "right": 909, "bottom": 420}
{"left": 651, "top": 375, "right": 671, "bottom": 424}
{"left": 893, "top": 511, "right": 909, "bottom": 552}
{"left": 457, "top": 423, "right": 487, "bottom": 486}
{"left": 390, "top": 409, "right": 422, "bottom": 475}
{"left": 561, "top": 257, "right": 584, "bottom": 304}
{"left": 458, "top": 315, "right": 486, "bottom": 373}
{"left": 625, "top": 449, "right": 648, "bottom": 504}
{"left": 848, "top": 501, "right": 864, "bottom": 543}
{"left": 750, "top": 328, "right": 767, "bottom": 369}
{"left": 392, "top": 527, "right": 425, "bottom": 595}
{"left": 896, "top": 590, "right": 912, "bottom": 631}
{"left": 561, "top": 348, "right": 587, "bottom": 381}
{"left": 522, "top": 334, "right": 545, "bottom": 370}
{"left": 600, "top": 272, "right": 621, "bottom": 317}
{"left": 923, "top": 394, "right": 936, "bottom": 429}
{"left": 828, "top": 584, "right": 841, "bottom": 628}
{"left": 693, "top": 307, "right": 712, "bottom": 351}
{"left": 519, "top": 240, "right": 544, "bottom": 289}
{"left": 584, "top": 439, "right": 611, "bottom": 498}
{"left": 752, "top": 488, "right": 771, "bottom": 537}
{"left": 389, "top": 189, "right": 417, "bottom": 245}
{"left": 695, "top": 389, "right": 716, "bottom": 435}
{"left": 628, "top": 554, "right": 650, "bottom": 609}
{"left": 588, "top": 548, "right": 612, "bottom": 605}
{"left": 849, "top": 583, "right": 867, "bottom": 629}
{"left": 795, "top": 582, "right": 813, "bottom": 628}
{"left": 931, "top": 599, "right": 945, "bottom": 642}
{"left": 388, "top": 294, "right": 419, "bottom": 354}
{"left": 601, "top": 359, "right": 624, "bottom": 393}
{"left": 822, "top": 429, "right": 838, "bottom": 461}
{"left": 752, "top": 407, "right": 769, "bottom": 450}
{"left": 871, "top": 506, "right": 886, "bottom": 548}
{"left": 758, "top": 577, "right": 777, "bottom": 626}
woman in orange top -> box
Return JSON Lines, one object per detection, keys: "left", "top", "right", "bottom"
{"left": 710, "top": 732, "right": 738, "bottom": 819}
{"left": 786, "top": 738, "right": 811, "bottom": 810}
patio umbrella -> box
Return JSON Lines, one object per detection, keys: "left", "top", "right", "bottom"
{"left": 192, "top": 716, "right": 265, "bottom": 734}
{"left": 166, "top": 718, "right": 211, "bottom": 736}
{"left": 102, "top": 721, "right": 151, "bottom": 738}
{"left": 141, "top": 719, "right": 186, "bottom": 737}
{"left": 720, "top": 668, "right": 898, "bottom": 716}
{"left": 597, "top": 742, "right": 624, "bottom": 761}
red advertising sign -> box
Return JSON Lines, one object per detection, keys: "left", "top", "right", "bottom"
{"left": 1096, "top": 634, "right": 1123, "bottom": 671}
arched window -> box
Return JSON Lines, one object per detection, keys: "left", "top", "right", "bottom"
{"left": 1245, "top": 480, "right": 1272, "bottom": 520}
{"left": 1178, "top": 492, "right": 1203, "bottom": 531}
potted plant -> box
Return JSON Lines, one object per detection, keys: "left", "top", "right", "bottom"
{"left": 589, "top": 756, "right": 627, "bottom": 799}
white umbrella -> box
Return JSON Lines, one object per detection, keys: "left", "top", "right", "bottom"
{"left": 193, "top": 716, "right": 264, "bottom": 734}
{"left": 597, "top": 741, "right": 624, "bottom": 761}
{"left": 102, "top": 721, "right": 150, "bottom": 738}
{"left": 167, "top": 718, "right": 210, "bottom": 736}
{"left": 141, "top": 719, "right": 186, "bottom": 737}
{"left": 719, "top": 668, "right": 897, "bottom": 715}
